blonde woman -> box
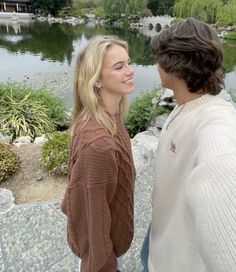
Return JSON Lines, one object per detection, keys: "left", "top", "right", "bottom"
{"left": 61, "top": 35, "right": 136, "bottom": 272}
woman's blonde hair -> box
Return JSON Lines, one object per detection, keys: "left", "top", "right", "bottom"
{"left": 72, "top": 35, "right": 129, "bottom": 135}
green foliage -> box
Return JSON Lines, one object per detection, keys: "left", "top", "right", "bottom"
{"left": 73, "top": 0, "right": 100, "bottom": 9}
{"left": 0, "top": 22, "right": 75, "bottom": 64}
{"left": 58, "top": 5, "right": 74, "bottom": 17}
{"left": 32, "top": 0, "right": 72, "bottom": 16}
{"left": 224, "top": 31, "right": 236, "bottom": 40}
{"left": 174, "top": 0, "right": 222, "bottom": 23}
{"left": 102, "top": 0, "right": 147, "bottom": 18}
{"left": 0, "top": 93, "right": 54, "bottom": 141}
{"left": 229, "top": 90, "right": 236, "bottom": 103}
{"left": 124, "top": 88, "right": 171, "bottom": 138}
{"left": 174, "top": 0, "right": 236, "bottom": 24}
{"left": 0, "top": 82, "right": 67, "bottom": 128}
{"left": 28, "top": 90, "right": 68, "bottom": 128}
{"left": 41, "top": 131, "right": 69, "bottom": 175}
{"left": 72, "top": 0, "right": 101, "bottom": 15}
{"left": 0, "top": 142, "right": 20, "bottom": 182}
{"left": 217, "top": 0, "right": 236, "bottom": 25}
{"left": 222, "top": 40, "right": 236, "bottom": 72}
{"left": 94, "top": 5, "right": 105, "bottom": 17}
{"left": 147, "top": 0, "right": 175, "bottom": 16}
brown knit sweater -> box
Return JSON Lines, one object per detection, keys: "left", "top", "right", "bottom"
{"left": 61, "top": 114, "right": 135, "bottom": 272}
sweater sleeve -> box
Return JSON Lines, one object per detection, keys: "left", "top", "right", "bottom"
{"left": 187, "top": 122, "right": 236, "bottom": 271}
{"left": 63, "top": 138, "right": 119, "bottom": 272}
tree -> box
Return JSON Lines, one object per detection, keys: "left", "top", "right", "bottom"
{"left": 217, "top": 0, "right": 236, "bottom": 24}
{"left": 33, "top": 0, "right": 72, "bottom": 16}
{"left": 73, "top": 0, "right": 101, "bottom": 9}
{"left": 102, "top": 0, "right": 147, "bottom": 18}
{"left": 147, "top": 0, "right": 175, "bottom": 16}
{"left": 174, "top": 0, "right": 223, "bottom": 23}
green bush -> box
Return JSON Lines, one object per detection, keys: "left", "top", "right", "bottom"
{"left": 41, "top": 130, "right": 69, "bottom": 175}
{"left": 0, "top": 141, "right": 20, "bottom": 182}
{"left": 225, "top": 32, "right": 236, "bottom": 40}
{"left": 124, "top": 88, "right": 171, "bottom": 137}
{"left": 229, "top": 90, "right": 236, "bottom": 103}
{"left": 0, "top": 82, "right": 67, "bottom": 128}
{"left": 0, "top": 93, "right": 54, "bottom": 141}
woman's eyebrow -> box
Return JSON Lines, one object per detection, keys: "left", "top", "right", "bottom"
{"left": 111, "top": 59, "right": 130, "bottom": 68}
{"left": 111, "top": 61, "right": 124, "bottom": 67}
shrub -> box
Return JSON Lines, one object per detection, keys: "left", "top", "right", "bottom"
{"left": 224, "top": 32, "right": 236, "bottom": 40}
{"left": 0, "top": 142, "right": 20, "bottom": 182}
{"left": 41, "top": 130, "right": 69, "bottom": 175}
{"left": 229, "top": 90, "right": 236, "bottom": 103}
{"left": 0, "top": 93, "right": 54, "bottom": 141}
{"left": 124, "top": 88, "right": 171, "bottom": 137}
{"left": 0, "top": 81, "right": 68, "bottom": 128}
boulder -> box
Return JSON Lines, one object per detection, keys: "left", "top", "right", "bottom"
{"left": 154, "top": 113, "right": 170, "bottom": 129}
{"left": 13, "top": 136, "right": 32, "bottom": 147}
{"left": 34, "top": 135, "right": 47, "bottom": 145}
{"left": 0, "top": 188, "right": 15, "bottom": 214}
{"left": 0, "top": 132, "right": 11, "bottom": 144}
{"left": 131, "top": 131, "right": 159, "bottom": 181}
{"left": 218, "top": 89, "right": 235, "bottom": 104}
{"left": 159, "top": 88, "right": 176, "bottom": 108}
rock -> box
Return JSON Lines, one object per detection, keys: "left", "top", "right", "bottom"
{"left": 13, "top": 136, "right": 32, "bottom": 147}
{"left": 0, "top": 132, "right": 11, "bottom": 144}
{"left": 218, "top": 89, "right": 234, "bottom": 103}
{"left": 36, "top": 175, "right": 43, "bottom": 181}
{"left": 147, "top": 126, "right": 161, "bottom": 137}
{"left": 159, "top": 88, "right": 176, "bottom": 108}
{"left": 34, "top": 135, "right": 47, "bottom": 145}
{"left": 131, "top": 131, "right": 159, "bottom": 179}
{"left": 0, "top": 188, "right": 15, "bottom": 214}
{"left": 154, "top": 113, "right": 170, "bottom": 129}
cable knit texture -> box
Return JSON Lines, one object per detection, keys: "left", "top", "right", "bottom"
{"left": 61, "top": 114, "right": 135, "bottom": 272}
{"left": 149, "top": 94, "right": 236, "bottom": 272}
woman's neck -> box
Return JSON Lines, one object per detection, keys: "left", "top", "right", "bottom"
{"left": 99, "top": 91, "right": 122, "bottom": 115}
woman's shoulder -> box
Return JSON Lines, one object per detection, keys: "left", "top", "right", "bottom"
{"left": 75, "top": 118, "right": 115, "bottom": 153}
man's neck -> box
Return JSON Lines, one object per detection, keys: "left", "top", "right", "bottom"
{"left": 174, "top": 87, "right": 203, "bottom": 106}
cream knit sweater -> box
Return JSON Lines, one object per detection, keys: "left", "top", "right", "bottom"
{"left": 149, "top": 94, "right": 236, "bottom": 272}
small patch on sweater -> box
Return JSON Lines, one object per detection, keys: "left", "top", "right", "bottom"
{"left": 170, "top": 141, "right": 176, "bottom": 153}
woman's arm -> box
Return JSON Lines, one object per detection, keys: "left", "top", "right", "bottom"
{"left": 63, "top": 137, "right": 119, "bottom": 272}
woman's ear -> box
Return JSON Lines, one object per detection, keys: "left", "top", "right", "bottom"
{"left": 95, "top": 80, "right": 102, "bottom": 89}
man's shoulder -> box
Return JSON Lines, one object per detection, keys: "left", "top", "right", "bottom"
{"left": 198, "top": 97, "right": 236, "bottom": 125}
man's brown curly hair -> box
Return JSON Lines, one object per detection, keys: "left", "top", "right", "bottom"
{"left": 151, "top": 18, "right": 224, "bottom": 95}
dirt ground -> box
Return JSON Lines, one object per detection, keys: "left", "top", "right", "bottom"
{"left": 1, "top": 143, "right": 67, "bottom": 204}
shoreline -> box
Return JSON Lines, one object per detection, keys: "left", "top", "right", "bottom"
{"left": 3, "top": 71, "right": 74, "bottom": 107}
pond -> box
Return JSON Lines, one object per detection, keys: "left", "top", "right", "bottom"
{"left": 0, "top": 20, "right": 236, "bottom": 107}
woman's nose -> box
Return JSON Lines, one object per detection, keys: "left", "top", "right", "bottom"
{"left": 126, "top": 64, "right": 134, "bottom": 75}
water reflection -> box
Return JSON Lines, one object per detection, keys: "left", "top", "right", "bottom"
{"left": 0, "top": 20, "right": 235, "bottom": 102}
{"left": 0, "top": 21, "right": 75, "bottom": 63}
{"left": 0, "top": 21, "right": 158, "bottom": 65}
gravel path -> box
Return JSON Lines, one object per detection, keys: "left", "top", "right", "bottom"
{"left": 0, "top": 143, "right": 153, "bottom": 271}
{"left": 0, "top": 176, "right": 152, "bottom": 271}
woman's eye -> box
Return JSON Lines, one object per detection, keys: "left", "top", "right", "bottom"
{"left": 115, "top": 66, "right": 123, "bottom": 70}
